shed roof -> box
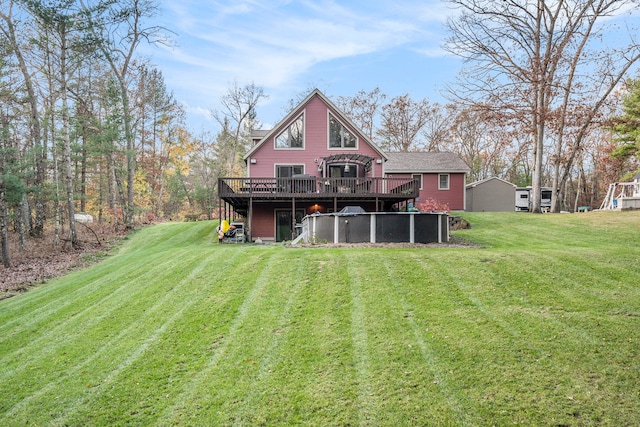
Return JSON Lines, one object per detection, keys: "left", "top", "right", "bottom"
{"left": 384, "top": 152, "right": 470, "bottom": 174}
{"left": 466, "top": 176, "right": 517, "bottom": 189}
{"left": 251, "top": 129, "right": 270, "bottom": 140}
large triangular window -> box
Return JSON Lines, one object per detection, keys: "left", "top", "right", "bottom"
{"left": 275, "top": 114, "right": 304, "bottom": 149}
{"left": 329, "top": 113, "right": 357, "bottom": 148}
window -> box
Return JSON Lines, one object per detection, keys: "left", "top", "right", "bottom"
{"left": 329, "top": 113, "right": 357, "bottom": 148}
{"left": 412, "top": 174, "right": 423, "bottom": 190}
{"left": 438, "top": 174, "right": 450, "bottom": 190}
{"left": 276, "top": 165, "right": 304, "bottom": 178}
{"left": 275, "top": 114, "right": 304, "bottom": 149}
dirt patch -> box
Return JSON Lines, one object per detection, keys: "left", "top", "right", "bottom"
{"left": 1, "top": 223, "right": 130, "bottom": 298}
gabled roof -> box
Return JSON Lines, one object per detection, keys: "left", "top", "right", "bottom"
{"left": 384, "top": 152, "right": 470, "bottom": 174}
{"left": 244, "top": 89, "right": 388, "bottom": 161}
{"left": 250, "top": 129, "right": 270, "bottom": 140}
{"left": 466, "top": 176, "right": 517, "bottom": 189}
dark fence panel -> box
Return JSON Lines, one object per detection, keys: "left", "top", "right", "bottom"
{"left": 414, "top": 214, "right": 439, "bottom": 243}
{"left": 376, "top": 214, "right": 411, "bottom": 243}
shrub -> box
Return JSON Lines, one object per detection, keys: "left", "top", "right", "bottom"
{"left": 418, "top": 198, "right": 450, "bottom": 212}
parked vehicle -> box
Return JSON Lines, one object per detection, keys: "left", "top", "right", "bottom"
{"left": 515, "top": 187, "right": 552, "bottom": 212}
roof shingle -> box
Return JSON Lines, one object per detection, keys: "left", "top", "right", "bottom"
{"left": 384, "top": 152, "right": 470, "bottom": 173}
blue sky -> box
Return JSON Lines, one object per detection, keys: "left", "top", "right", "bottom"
{"left": 142, "top": 0, "right": 460, "bottom": 133}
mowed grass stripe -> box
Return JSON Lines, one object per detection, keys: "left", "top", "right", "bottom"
{"left": 0, "top": 221, "right": 210, "bottom": 320}
{"left": 59, "top": 247, "right": 272, "bottom": 426}
{"left": 405, "top": 234, "right": 639, "bottom": 424}
{"left": 51, "top": 249, "right": 238, "bottom": 426}
{"left": 341, "top": 251, "right": 388, "bottom": 426}
{"left": 187, "top": 250, "right": 356, "bottom": 425}
{"left": 158, "top": 247, "right": 286, "bottom": 424}
{"left": 0, "top": 249, "right": 201, "bottom": 395}
{"left": 0, "top": 213, "right": 639, "bottom": 425}
{"left": 345, "top": 254, "right": 377, "bottom": 426}
{"left": 0, "top": 248, "right": 198, "bottom": 365}
{"left": 207, "top": 252, "right": 316, "bottom": 426}
{"left": 58, "top": 253, "right": 272, "bottom": 425}
{"left": 0, "top": 243, "right": 198, "bottom": 339}
{"left": 0, "top": 245, "right": 230, "bottom": 422}
{"left": 213, "top": 250, "right": 358, "bottom": 426}
{"left": 388, "top": 250, "right": 560, "bottom": 424}
{"left": 374, "top": 250, "right": 477, "bottom": 425}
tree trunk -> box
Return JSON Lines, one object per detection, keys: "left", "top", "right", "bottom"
{"left": 123, "top": 90, "right": 135, "bottom": 229}
{"left": 0, "top": 9, "right": 46, "bottom": 238}
{"left": 60, "top": 31, "right": 77, "bottom": 248}
{"left": 0, "top": 140, "right": 9, "bottom": 267}
{"left": 0, "top": 192, "right": 9, "bottom": 268}
{"left": 51, "top": 106, "right": 61, "bottom": 248}
{"left": 18, "top": 196, "right": 29, "bottom": 251}
{"left": 80, "top": 133, "right": 87, "bottom": 212}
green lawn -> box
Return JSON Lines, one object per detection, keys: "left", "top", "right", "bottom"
{"left": 1, "top": 211, "right": 639, "bottom": 426}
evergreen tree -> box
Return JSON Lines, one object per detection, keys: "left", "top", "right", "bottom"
{"left": 609, "top": 78, "right": 640, "bottom": 164}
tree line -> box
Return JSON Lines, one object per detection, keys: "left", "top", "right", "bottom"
{"left": 0, "top": 0, "right": 195, "bottom": 267}
{"left": 2, "top": 0, "right": 640, "bottom": 268}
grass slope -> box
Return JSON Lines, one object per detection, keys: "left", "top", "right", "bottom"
{"left": 1, "top": 212, "right": 639, "bottom": 426}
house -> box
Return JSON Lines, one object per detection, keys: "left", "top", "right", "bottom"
{"left": 465, "top": 177, "right": 517, "bottom": 212}
{"left": 218, "top": 89, "right": 469, "bottom": 242}
{"left": 384, "top": 152, "right": 469, "bottom": 211}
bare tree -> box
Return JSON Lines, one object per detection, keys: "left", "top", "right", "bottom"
{"left": 420, "top": 103, "right": 454, "bottom": 152}
{"left": 212, "top": 81, "right": 267, "bottom": 176}
{"left": 377, "top": 94, "right": 432, "bottom": 151}
{"left": 335, "top": 87, "right": 386, "bottom": 141}
{"left": 445, "top": 0, "right": 640, "bottom": 212}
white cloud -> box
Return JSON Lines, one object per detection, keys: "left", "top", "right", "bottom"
{"left": 151, "top": 0, "right": 456, "bottom": 130}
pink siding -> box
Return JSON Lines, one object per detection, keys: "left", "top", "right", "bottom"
{"left": 247, "top": 96, "right": 384, "bottom": 178}
{"left": 391, "top": 172, "right": 466, "bottom": 211}
{"left": 251, "top": 207, "right": 275, "bottom": 240}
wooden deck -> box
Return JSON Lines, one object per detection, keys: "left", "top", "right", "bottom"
{"left": 218, "top": 177, "right": 419, "bottom": 212}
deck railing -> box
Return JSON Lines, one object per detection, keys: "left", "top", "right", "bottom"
{"left": 218, "top": 177, "right": 418, "bottom": 198}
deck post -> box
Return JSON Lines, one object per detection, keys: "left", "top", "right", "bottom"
{"left": 248, "top": 197, "right": 253, "bottom": 242}
{"left": 292, "top": 198, "right": 296, "bottom": 240}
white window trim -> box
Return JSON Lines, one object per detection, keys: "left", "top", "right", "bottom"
{"left": 438, "top": 174, "right": 450, "bottom": 190}
{"left": 327, "top": 112, "right": 358, "bottom": 150}
{"left": 274, "top": 112, "right": 305, "bottom": 150}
